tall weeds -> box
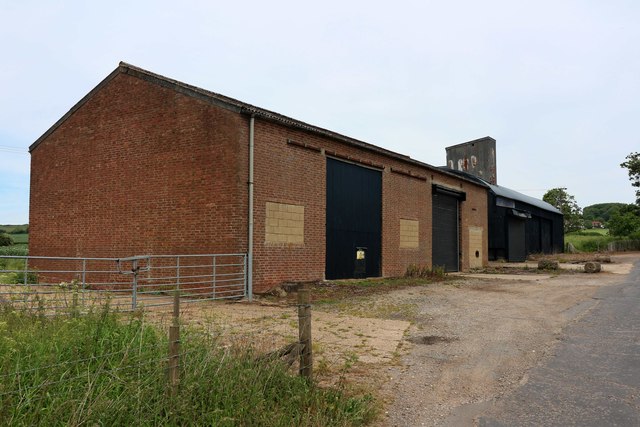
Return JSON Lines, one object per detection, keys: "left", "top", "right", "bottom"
{"left": 0, "top": 302, "right": 374, "bottom": 426}
{"left": 405, "top": 264, "right": 446, "bottom": 279}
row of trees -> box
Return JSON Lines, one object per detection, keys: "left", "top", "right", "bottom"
{"left": 542, "top": 152, "right": 640, "bottom": 238}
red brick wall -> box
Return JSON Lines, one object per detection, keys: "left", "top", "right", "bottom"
{"left": 30, "top": 70, "right": 488, "bottom": 293}
{"left": 251, "top": 118, "right": 488, "bottom": 289}
{"left": 29, "top": 73, "right": 248, "bottom": 259}
{"left": 251, "top": 121, "right": 326, "bottom": 289}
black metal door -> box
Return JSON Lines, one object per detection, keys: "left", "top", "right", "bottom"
{"left": 527, "top": 218, "right": 541, "bottom": 254}
{"left": 507, "top": 217, "right": 527, "bottom": 262}
{"left": 432, "top": 193, "right": 459, "bottom": 272}
{"left": 541, "top": 219, "right": 552, "bottom": 253}
{"left": 326, "top": 158, "right": 382, "bottom": 280}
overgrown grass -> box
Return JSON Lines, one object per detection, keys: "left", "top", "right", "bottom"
{"left": 565, "top": 229, "right": 615, "bottom": 252}
{"left": 404, "top": 264, "right": 446, "bottom": 279}
{"left": 0, "top": 304, "right": 375, "bottom": 426}
{"left": 0, "top": 250, "right": 29, "bottom": 284}
{"left": 0, "top": 244, "right": 28, "bottom": 257}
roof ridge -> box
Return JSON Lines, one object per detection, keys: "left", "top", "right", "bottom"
{"left": 30, "top": 61, "right": 486, "bottom": 188}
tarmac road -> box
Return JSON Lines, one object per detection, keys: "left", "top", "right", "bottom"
{"left": 477, "top": 259, "right": 640, "bottom": 427}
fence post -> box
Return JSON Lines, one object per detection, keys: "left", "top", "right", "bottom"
{"left": 81, "top": 258, "right": 87, "bottom": 304}
{"left": 168, "top": 289, "right": 180, "bottom": 396}
{"left": 176, "top": 256, "right": 181, "bottom": 291}
{"left": 297, "top": 288, "right": 312, "bottom": 380}
{"left": 22, "top": 257, "right": 29, "bottom": 304}
{"left": 212, "top": 256, "right": 217, "bottom": 300}
{"left": 23, "top": 257, "right": 28, "bottom": 286}
{"left": 131, "top": 259, "right": 138, "bottom": 310}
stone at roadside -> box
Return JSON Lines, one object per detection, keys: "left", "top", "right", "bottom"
{"left": 584, "top": 262, "right": 601, "bottom": 273}
{"left": 538, "top": 260, "right": 559, "bottom": 270}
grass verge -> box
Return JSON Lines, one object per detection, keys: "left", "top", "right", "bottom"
{"left": 0, "top": 304, "right": 375, "bottom": 426}
{"left": 307, "top": 275, "right": 450, "bottom": 305}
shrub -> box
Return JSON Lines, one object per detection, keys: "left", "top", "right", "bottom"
{"left": 6, "top": 270, "right": 39, "bottom": 285}
{"left": 0, "top": 245, "right": 28, "bottom": 257}
{"left": 405, "top": 264, "right": 446, "bottom": 278}
{"left": 0, "top": 234, "right": 13, "bottom": 247}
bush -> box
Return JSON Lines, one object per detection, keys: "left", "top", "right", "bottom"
{"left": 6, "top": 270, "right": 38, "bottom": 285}
{"left": 0, "top": 245, "right": 28, "bottom": 257}
{"left": 0, "top": 234, "right": 13, "bottom": 247}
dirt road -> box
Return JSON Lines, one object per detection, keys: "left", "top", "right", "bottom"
{"left": 170, "top": 254, "right": 636, "bottom": 426}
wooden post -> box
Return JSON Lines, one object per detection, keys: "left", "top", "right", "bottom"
{"left": 297, "top": 288, "right": 312, "bottom": 379}
{"left": 172, "top": 287, "right": 180, "bottom": 323}
{"left": 168, "top": 289, "right": 180, "bottom": 396}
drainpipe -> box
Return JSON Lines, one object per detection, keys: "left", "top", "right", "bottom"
{"left": 247, "top": 115, "right": 255, "bottom": 301}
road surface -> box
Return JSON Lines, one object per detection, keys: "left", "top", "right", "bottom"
{"left": 477, "top": 259, "right": 640, "bottom": 426}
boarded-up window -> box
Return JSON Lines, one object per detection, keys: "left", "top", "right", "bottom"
{"left": 400, "top": 219, "right": 419, "bottom": 248}
{"left": 265, "top": 202, "right": 304, "bottom": 245}
{"left": 469, "top": 226, "right": 483, "bottom": 268}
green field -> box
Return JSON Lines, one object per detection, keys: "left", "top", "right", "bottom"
{"left": 0, "top": 224, "right": 28, "bottom": 234}
{"left": 0, "top": 224, "right": 28, "bottom": 247}
{"left": 7, "top": 233, "right": 28, "bottom": 244}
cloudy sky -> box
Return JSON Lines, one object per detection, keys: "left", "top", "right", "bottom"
{"left": 1, "top": 0, "right": 638, "bottom": 224}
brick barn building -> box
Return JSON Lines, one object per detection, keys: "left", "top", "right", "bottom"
{"left": 29, "top": 62, "right": 488, "bottom": 293}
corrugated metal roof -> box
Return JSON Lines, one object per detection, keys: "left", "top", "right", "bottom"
{"left": 438, "top": 167, "right": 562, "bottom": 214}
{"left": 488, "top": 183, "right": 562, "bottom": 214}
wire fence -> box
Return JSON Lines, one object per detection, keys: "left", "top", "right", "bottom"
{"left": 0, "top": 253, "right": 247, "bottom": 313}
{"left": 0, "top": 254, "right": 316, "bottom": 424}
{"left": 607, "top": 239, "right": 640, "bottom": 252}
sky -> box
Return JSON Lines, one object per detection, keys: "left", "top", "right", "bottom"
{"left": 1, "top": 0, "right": 639, "bottom": 224}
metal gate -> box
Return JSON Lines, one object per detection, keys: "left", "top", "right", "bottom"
{"left": 432, "top": 189, "right": 462, "bottom": 272}
{"left": 0, "top": 253, "right": 247, "bottom": 312}
{"left": 325, "top": 158, "right": 382, "bottom": 280}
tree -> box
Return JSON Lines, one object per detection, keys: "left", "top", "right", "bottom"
{"left": 621, "top": 152, "right": 640, "bottom": 205}
{"left": 608, "top": 205, "right": 640, "bottom": 236}
{"left": 543, "top": 187, "right": 583, "bottom": 233}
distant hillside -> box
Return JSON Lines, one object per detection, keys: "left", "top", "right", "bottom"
{"left": 583, "top": 203, "right": 626, "bottom": 222}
